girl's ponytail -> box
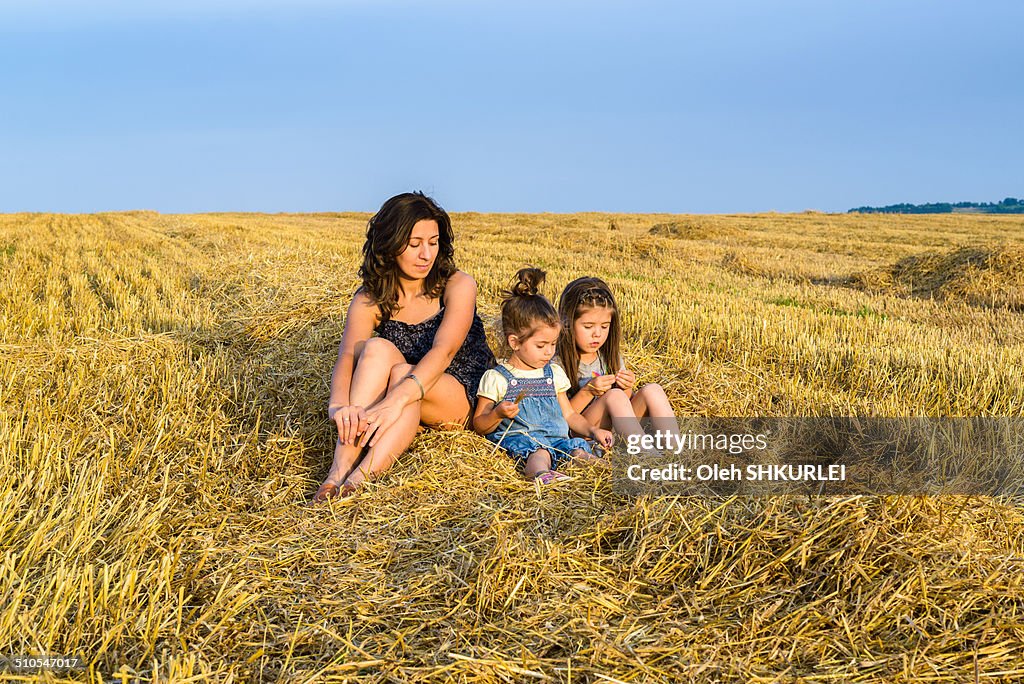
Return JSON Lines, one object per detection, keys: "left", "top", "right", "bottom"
{"left": 509, "top": 267, "right": 545, "bottom": 298}
{"left": 499, "top": 267, "right": 560, "bottom": 354}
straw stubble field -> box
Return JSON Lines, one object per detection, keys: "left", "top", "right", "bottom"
{"left": 1, "top": 210, "right": 1023, "bottom": 682}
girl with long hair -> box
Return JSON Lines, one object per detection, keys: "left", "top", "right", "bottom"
{"left": 556, "top": 276, "right": 678, "bottom": 439}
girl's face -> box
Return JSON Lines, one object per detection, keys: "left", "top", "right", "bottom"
{"left": 395, "top": 219, "right": 440, "bottom": 281}
{"left": 510, "top": 323, "right": 560, "bottom": 370}
{"left": 573, "top": 305, "right": 614, "bottom": 353}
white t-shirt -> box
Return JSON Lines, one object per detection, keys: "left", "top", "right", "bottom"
{"left": 477, "top": 361, "right": 573, "bottom": 404}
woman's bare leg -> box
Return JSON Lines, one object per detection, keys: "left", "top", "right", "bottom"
{"left": 343, "top": 362, "right": 422, "bottom": 488}
{"left": 419, "top": 373, "right": 472, "bottom": 428}
{"left": 316, "top": 338, "right": 405, "bottom": 499}
{"left": 343, "top": 367, "right": 472, "bottom": 488}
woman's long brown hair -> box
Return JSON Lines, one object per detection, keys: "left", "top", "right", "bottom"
{"left": 358, "top": 191, "right": 456, "bottom": 323}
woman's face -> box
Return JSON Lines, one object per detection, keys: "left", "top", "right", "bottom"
{"left": 395, "top": 219, "right": 440, "bottom": 281}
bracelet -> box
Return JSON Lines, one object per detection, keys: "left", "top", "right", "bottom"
{"left": 405, "top": 373, "right": 425, "bottom": 401}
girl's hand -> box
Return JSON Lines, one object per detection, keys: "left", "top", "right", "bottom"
{"left": 357, "top": 401, "right": 404, "bottom": 448}
{"left": 614, "top": 368, "right": 636, "bottom": 392}
{"left": 495, "top": 401, "right": 520, "bottom": 419}
{"left": 332, "top": 405, "right": 366, "bottom": 446}
{"left": 586, "top": 374, "right": 616, "bottom": 396}
{"left": 591, "top": 427, "right": 614, "bottom": 448}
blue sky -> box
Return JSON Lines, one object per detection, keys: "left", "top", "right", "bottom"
{"left": 1, "top": 0, "right": 1021, "bottom": 213}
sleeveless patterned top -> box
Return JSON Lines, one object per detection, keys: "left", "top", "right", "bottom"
{"left": 375, "top": 303, "right": 495, "bottom": 405}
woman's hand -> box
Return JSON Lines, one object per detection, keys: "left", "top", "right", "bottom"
{"left": 614, "top": 368, "right": 636, "bottom": 392}
{"left": 494, "top": 400, "right": 520, "bottom": 419}
{"left": 357, "top": 400, "right": 406, "bottom": 448}
{"left": 590, "top": 427, "right": 614, "bottom": 449}
{"left": 585, "top": 374, "right": 616, "bottom": 396}
{"left": 331, "top": 405, "right": 366, "bottom": 445}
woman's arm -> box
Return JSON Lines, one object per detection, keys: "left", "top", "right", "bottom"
{"left": 328, "top": 290, "right": 378, "bottom": 442}
{"left": 388, "top": 271, "right": 478, "bottom": 405}
{"left": 419, "top": 270, "right": 478, "bottom": 387}
{"left": 358, "top": 271, "right": 478, "bottom": 445}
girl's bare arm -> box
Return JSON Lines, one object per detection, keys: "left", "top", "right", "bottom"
{"left": 472, "top": 397, "right": 503, "bottom": 435}
{"left": 559, "top": 392, "right": 601, "bottom": 440}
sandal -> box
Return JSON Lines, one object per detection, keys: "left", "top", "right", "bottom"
{"left": 533, "top": 470, "right": 573, "bottom": 485}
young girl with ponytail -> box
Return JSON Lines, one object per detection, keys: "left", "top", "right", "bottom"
{"left": 473, "top": 268, "right": 613, "bottom": 484}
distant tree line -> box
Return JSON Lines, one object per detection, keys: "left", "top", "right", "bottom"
{"left": 849, "top": 197, "right": 1024, "bottom": 214}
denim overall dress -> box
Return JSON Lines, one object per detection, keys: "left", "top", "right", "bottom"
{"left": 485, "top": 363, "right": 592, "bottom": 470}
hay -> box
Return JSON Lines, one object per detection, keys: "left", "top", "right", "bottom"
{"left": 720, "top": 250, "right": 815, "bottom": 284}
{"left": 721, "top": 250, "right": 775, "bottom": 280}
{"left": 850, "top": 245, "right": 1024, "bottom": 310}
{"left": 649, "top": 219, "right": 737, "bottom": 241}
{"left": 2, "top": 212, "right": 1024, "bottom": 681}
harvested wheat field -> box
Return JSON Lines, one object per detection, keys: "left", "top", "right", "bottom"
{"left": 2, "top": 210, "right": 1024, "bottom": 682}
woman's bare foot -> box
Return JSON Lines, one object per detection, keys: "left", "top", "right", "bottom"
{"left": 313, "top": 439, "right": 365, "bottom": 503}
{"left": 312, "top": 478, "right": 360, "bottom": 503}
{"left": 312, "top": 478, "right": 343, "bottom": 503}
{"left": 312, "top": 481, "right": 338, "bottom": 503}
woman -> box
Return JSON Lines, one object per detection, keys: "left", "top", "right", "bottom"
{"left": 313, "top": 192, "right": 495, "bottom": 501}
